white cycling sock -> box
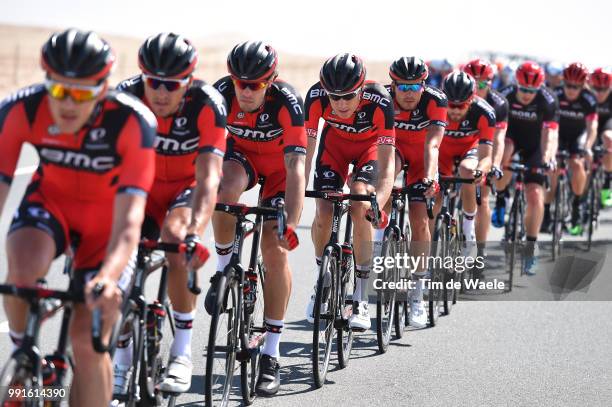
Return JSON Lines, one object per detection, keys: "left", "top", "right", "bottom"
{"left": 262, "top": 318, "right": 283, "bottom": 358}
{"left": 113, "top": 333, "right": 134, "bottom": 367}
{"left": 353, "top": 265, "right": 370, "bottom": 302}
{"left": 215, "top": 242, "right": 233, "bottom": 273}
{"left": 462, "top": 210, "right": 477, "bottom": 241}
{"left": 170, "top": 310, "right": 196, "bottom": 358}
{"left": 8, "top": 329, "right": 24, "bottom": 353}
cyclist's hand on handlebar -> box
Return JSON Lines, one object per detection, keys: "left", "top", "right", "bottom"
{"left": 584, "top": 148, "right": 593, "bottom": 166}
{"left": 85, "top": 277, "right": 122, "bottom": 319}
{"left": 473, "top": 169, "right": 484, "bottom": 183}
{"left": 183, "top": 234, "right": 210, "bottom": 270}
{"left": 365, "top": 208, "right": 389, "bottom": 229}
{"left": 489, "top": 166, "right": 503, "bottom": 180}
{"left": 422, "top": 177, "right": 440, "bottom": 198}
{"left": 274, "top": 223, "right": 299, "bottom": 251}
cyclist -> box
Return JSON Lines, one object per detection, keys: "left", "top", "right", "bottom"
{"left": 439, "top": 71, "right": 495, "bottom": 255}
{"left": 545, "top": 62, "right": 565, "bottom": 89}
{"left": 548, "top": 62, "right": 598, "bottom": 235}
{"left": 589, "top": 67, "right": 612, "bottom": 207}
{"left": 385, "top": 56, "right": 447, "bottom": 328}
{"left": 209, "top": 41, "right": 305, "bottom": 396}
{"left": 304, "top": 53, "right": 395, "bottom": 332}
{"left": 114, "top": 33, "right": 226, "bottom": 393}
{"left": 463, "top": 59, "right": 509, "bottom": 258}
{"left": 495, "top": 61, "right": 559, "bottom": 275}
{"left": 0, "top": 29, "right": 156, "bottom": 407}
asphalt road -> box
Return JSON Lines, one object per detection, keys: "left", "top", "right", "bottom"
{"left": 1, "top": 147, "right": 611, "bottom": 407}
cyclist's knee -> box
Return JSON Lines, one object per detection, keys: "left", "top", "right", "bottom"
{"left": 6, "top": 231, "right": 55, "bottom": 283}
{"left": 569, "top": 156, "right": 583, "bottom": 170}
{"left": 218, "top": 171, "right": 248, "bottom": 203}
{"left": 314, "top": 200, "right": 333, "bottom": 226}
{"left": 70, "top": 307, "right": 108, "bottom": 362}
{"left": 349, "top": 200, "right": 368, "bottom": 220}
{"left": 161, "top": 210, "right": 189, "bottom": 243}
{"left": 525, "top": 185, "right": 543, "bottom": 206}
{"left": 603, "top": 131, "right": 612, "bottom": 146}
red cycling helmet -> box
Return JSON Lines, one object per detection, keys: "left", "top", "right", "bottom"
{"left": 589, "top": 67, "right": 611, "bottom": 88}
{"left": 563, "top": 62, "right": 589, "bottom": 84}
{"left": 516, "top": 61, "right": 544, "bottom": 88}
{"left": 463, "top": 59, "right": 494, "bottom": 80}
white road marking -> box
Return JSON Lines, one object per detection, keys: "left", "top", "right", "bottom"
{"left": 0, "top": 321, "right": 9, "bottom": 333}
{"left": 14, "top": 165, "right": 38, "bottom": 176}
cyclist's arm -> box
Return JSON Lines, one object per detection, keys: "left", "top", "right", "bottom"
{"left": 0, "top": 99, "right": 27, "bottom": 216}
{"left": 376, "top": 143, "right": 395, "bottom": 207}
{"left": 187, "top": 100, "right": 227, "bottom": 236}
{"left": 424, "top": 125, "right": 445, "bottom": 179}
{"left": 284, "top": 152, "right": 306, "bottom": 227}
{"left": 477, "top": 110, "right": 496, "bottom": 173}
{"left": 585, "top": 115, "right": 599, "bottom": 151}
{"left": 477, "top": 144, "right": 493, "bottom": 173}
{"left": 187, "top": 153, "right": 223, "bottom": 236}
{"left": 492, "top": 127, "right": 507, "bottom": 167}
{"left": 541, "top": 125, "right": 558, "bottom": 164}
{"left": 99, "top": 114, "right": 155, "bottom": 281}
{"left": 304, "top": 90, "right": 323, "bottom": 186}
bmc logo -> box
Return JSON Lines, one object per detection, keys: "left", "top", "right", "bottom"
{"left": 227, "top": 125, "right": 283, "bottom": 141}
{"left": 362, "top": 91, "right": 390, "bottom": 107}
{"left": 155, "top": 135, "right": 199, "bottom": 154}
{"left": 309, "top": 88, "right": 327, "bottom": 98}
{"left": 395, "top": 120, "right": 430, "bottom": 130}
{"left": 40, "top": 148, "right": 115, "bottom": 172}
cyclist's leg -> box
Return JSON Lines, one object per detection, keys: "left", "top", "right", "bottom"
{"left": 212, "top": 143, "right": 252, "bottom": 271}
{"left": 70, "top": 301, "right": 116, "bottom": 406}
{"left": 257, "top": 168, "right": 293, "bottom": 395}
{"left": 158, "top": 184, "right": 199, "bottom": 391}
{"left": 568, "top": 133, "right": 587, "bottom": 231}
{"left": 497, "top": 137, "right": 516, "bottom": 191}
{"left": 458, "top": 150, "right": 479, "bottom": 241}
{"left": 4, "top": 189, "right": 65, "bottom": 347}
{"left": 602, "top": 125, "right": 612, "bottom": 206}
{"left": 523, "top": 149, "right": 547, "bottom": 273}
{"left": 311, "top": 127, "right": 349, "bottom": 259}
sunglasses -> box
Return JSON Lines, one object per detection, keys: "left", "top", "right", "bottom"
{"left": 477, "top": 80, "right": 490, "bottom": 90}
{"left": 142, "top": 74, "right": 190, "bottom": 91}
{"left": 518, "top": 85, "right": 539, "bottom": 94}
{"left": 232, "top": 78, "right": 269, "bottom": 91}
{"left": 394, "top": 82, "right": 424, "bottom": 92}
{"left": 564, "top": 83, "right": 583, "bottom": 90}
{"left": 45, "top": 79, "right": 105, "bottom": 103}
{"left": 328, "top": 88, "right": 361, "bottom": 101}
{"left": 448, "top": 100, "right": 471, "bottom": 110}
{"left": 593, "top": 86, "right": 610, "bottom": 93}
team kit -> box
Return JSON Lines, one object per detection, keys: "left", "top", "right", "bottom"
{"left": 0, "top": 28, "right": 611, "bottom": 406}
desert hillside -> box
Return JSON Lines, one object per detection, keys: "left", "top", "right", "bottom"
{"left": 0, "top": 24, "right": 392, "bottom": 97}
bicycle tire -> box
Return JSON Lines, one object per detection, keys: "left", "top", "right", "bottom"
{"left": 0, "top": 352, "right": 40, "bottom": 407}
{"left": 394, "top": 236, "right": 409, "bottom": 339}
{"left": 429, "top": 219, "right": 446, "bottom": 327}
{"left": 376, "top": 230, "right": 397, "bottom": 354}
{"left": 240, "top": 257, "right": 266, "bottom": 406}
{"left": 337, "top": 245, "right": 355, "bottom": 369}
{"left": 205, "top": 276, "right": 239, "bottom": 407}
{"left": 312, "top": 247, "right": 337, "bottom": 388}
{"left": 137, "top": 302, "right": 169, "bottom": 407}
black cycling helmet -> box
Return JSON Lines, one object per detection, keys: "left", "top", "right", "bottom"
{"left": 442, "top": 71, "right": 475, "bottom": 102}
{"left": 227, "top": 41, "right": 278, "bottom": 81}
{"left": 138, "top": 32, "right": 197, "bottom": 78}
{"left": 389, "top": 56, "right": 429, "bottom": 81}
{"left": 41, "top": 28, "right": 115, "bottom": 81}
{"left": 319, "top": 53, "right": 366, "bottom": 94}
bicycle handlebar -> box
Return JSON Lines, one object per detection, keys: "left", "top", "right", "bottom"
{"left": 91, "top": 282, "right": 113, "bottom": 354}
{"left": 306, "top": 190, "right": 379, "bottom": 225}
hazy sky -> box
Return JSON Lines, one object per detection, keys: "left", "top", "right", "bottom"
{"left": 1, "top": 0, "right": 610, "bottom": 66}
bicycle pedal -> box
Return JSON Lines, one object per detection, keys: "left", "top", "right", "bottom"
{"left": 334, "top": 318, "right": 349, "bottom": 330}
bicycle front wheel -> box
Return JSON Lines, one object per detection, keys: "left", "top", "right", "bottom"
{"left": 337, "top": 245, "right": 355, "bottom": 369}
{"left": 205, "top": 276, "right": 240, "bottom": 407}
{"left": 312, "top": 247, "right": 337, "bottom": 388}
{"left": 376, "top": 231, "right": 397, "bottom": 353}
{"left": 0, "top": 352, "right": 40, "bottom": 407}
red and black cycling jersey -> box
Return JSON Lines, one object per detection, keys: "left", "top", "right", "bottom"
{"left": 499, "top": 85, "right": 559, "bottom": 138}
{"left": 595, "top": 92, "right": 612, "bottom": 127}
{"left": 305, "top": 81, "right": 395, "bottom": 145}
{"left": 485, "top": 89, "right": 509, "bottom": 129}
{"left": 117, "top": 75, "right": 227, "bottom": 182}
{"left": 444, "top": 96, "right": 496, "bottom": 145}
{"left": 385, "top": 84, "right": 448, "bottom": 141}
{"left": 553, "top": 86, "right": 598, "bottom": 139}
{"left": 0, "top": 85, "right": 156, "bottom": 201}
{"left": 213, "top": 76, "right": 306, "bottom": 156}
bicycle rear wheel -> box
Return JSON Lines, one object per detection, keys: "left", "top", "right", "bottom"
{"left": 394, "top": 236, "right": 409, "bottom": 339}
{"left": 376, "top": 231, "right": 397, "bottom": 353}
{"left": 205, "top": 275, "right": 240, "bottom": 407}
{"left": 429, "top": 220, "right": 446, "bottom": 327}
{"left": 337, "top": 245, "right": 355, "bottom": 369}
{"left": 443, "top": 227, "right": 460, "bottom": 315}
{"left": 312, "top": 247, "right": 337, "bottom": 388}
{"left": 240, "top": 258, "right": 266, "bottom": 406}
{"left": 0, "top": 352, "right": 40, "bottom": 407}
